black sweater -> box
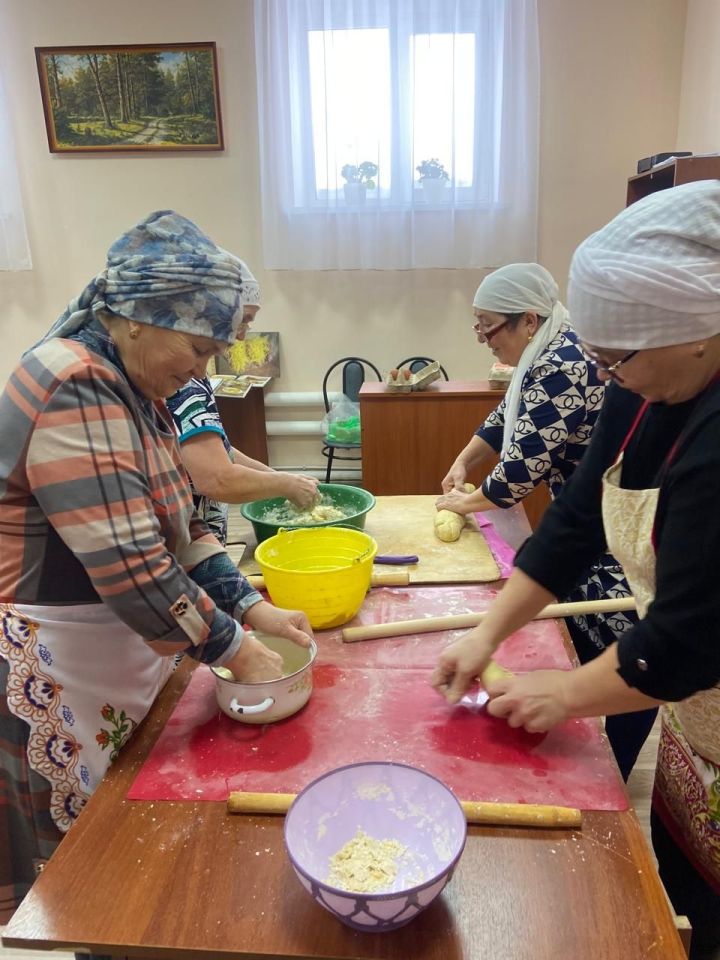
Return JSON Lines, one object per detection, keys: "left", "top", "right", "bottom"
{"left": 516, "top": 380, "right": 720, "bottom": 701}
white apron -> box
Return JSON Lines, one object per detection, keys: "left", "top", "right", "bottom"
{"left": 602, "top": 403, "right": 720, "bottom": 889}
{"left": 0, "top": 601, "right": 173, "bottom": 833}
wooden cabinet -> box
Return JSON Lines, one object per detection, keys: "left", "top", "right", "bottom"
{"left": 359, "top": 380, "right": 551, "bottom": 530}
{"left": 215, "top": 388, "right": 269, "bottom": 463}
{"left": 626, "top": 155, "right": 720, "bottom": 206}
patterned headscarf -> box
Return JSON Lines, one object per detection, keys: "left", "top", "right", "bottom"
{"left": 569, "top": 180, "right": 720, "bottom": 350}
{"left": 473, "top": 263, "right": 569, "bottom": 456}
{"left": 42, "top": 211, "right": 258, "bottom": 346}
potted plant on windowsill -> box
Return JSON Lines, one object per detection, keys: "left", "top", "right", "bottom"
{"left": 416, "top": 158, "right": 450, "bottom": 203}
{"left": 341, "top": 161, "right": 378, "bottom": 205}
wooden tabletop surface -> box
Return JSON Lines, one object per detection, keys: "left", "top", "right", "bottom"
{"left": 3, "top": 657, "right": 686, "bottom": 960}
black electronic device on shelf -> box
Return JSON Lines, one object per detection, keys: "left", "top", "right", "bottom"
{"left": 636, "top": 151, "right": 692, "bottom": 174}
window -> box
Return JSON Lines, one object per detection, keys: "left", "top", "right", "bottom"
{"left": 254, "top": 0, "right": 539, "bottom": 270}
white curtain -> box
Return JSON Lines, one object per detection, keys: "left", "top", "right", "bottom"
{"left": 0, "top": 63, "right": 31, "bottom": 271}
{"left": 254, "top": 0, "right": 539, "bottom": 270}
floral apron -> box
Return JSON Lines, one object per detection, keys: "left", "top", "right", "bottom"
{"left": 0, "top": 601, "right": 173, "bottom": 833}
{"left": 602, "top": 401, "right": 720, "bottom": 891}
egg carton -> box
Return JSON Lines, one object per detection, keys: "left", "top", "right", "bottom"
{"left": 385, "top": 361, "right": 442, "bottom": 393}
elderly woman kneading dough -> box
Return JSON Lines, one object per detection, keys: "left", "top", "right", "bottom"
{"left": 436, "top": 263, "right": 653, "bottom": 782}
{"left": 432, "top": 182, "right": 720, "bottom": 958}
{"left": 0, "top": 211, "right": 313, "bottom": 923}
{"left": 166, "top": 259, "right": 319, "bottom": 545}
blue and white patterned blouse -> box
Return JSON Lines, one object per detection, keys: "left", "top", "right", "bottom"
{"left": 477, "top": 323, "right": 605, "bottom": 507}
{"left": 166, "top": 376, "right": 233, "bottom": 544}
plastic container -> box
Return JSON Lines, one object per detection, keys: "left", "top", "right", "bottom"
{"left": 254, "top": 526, "right": 378, "bottom": 629}
{"left": 241, "top": 483, "right": 375, "bottom": 545}
{"left": 284, "top": 761, "right": 467, "bottom": 931}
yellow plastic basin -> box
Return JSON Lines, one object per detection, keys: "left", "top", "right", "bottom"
{"left": 254, "top": 527, "right": 378, "bottom": 629}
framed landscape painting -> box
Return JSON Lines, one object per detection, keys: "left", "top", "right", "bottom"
{"left": 35, "top": 42, "right": 224, "bottom": 152}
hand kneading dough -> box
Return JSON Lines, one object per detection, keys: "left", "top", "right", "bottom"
{"left": 434, "top": 483, "right": 476, "bottom": 542}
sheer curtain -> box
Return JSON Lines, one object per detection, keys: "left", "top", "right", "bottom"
{"left": 0, "top": 64, "right": 31, "bottom": 270}
{"left": 254, "top": 0, "right": 539, "bottom": 270}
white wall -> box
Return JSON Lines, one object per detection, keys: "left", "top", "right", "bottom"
{"left": 677, "top": 0, "right": 720, "bottom": 151}
{"left": 0, "top": 0, "right": 687, "bottom": 466}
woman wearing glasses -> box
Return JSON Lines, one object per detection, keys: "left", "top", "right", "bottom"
{"left": 432, "top": 181, "right": 720, "bottom": 959}
{"left": 436, "top": 262, "right": 654, "bottom": 781}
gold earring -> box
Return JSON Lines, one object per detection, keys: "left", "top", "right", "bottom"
{"left": 528, "top": 333, "right": 533, "bottom": 342}
{"left": 694, "top": 344, "right": 706, "bottom": 358}
{"left": 129, "top": 325, "right": 139, "bottom": 340}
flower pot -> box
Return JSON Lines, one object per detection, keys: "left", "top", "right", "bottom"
{"left": 343, "top": 182, "right": 367, "bottom": 206}
{"left": 421, "top": 178, "right": 449, "bottom": 203}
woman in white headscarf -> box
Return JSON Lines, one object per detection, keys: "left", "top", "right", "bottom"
{"left": 166, "top": 259, "right": 319, "bottom": 545}
{"left": 437, "top": 263, "right": 653, "bottom": 782}
{"left": 431, "top": 181, "right": 720, "bottom": 960}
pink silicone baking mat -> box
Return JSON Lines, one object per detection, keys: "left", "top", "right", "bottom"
{"left": 128, "top": 584, "right": 628, "bottom": 811}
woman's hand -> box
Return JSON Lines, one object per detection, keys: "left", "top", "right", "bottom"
{"left": 436, "top": 489, "right": 471, "bottom": 515}
{"left": 284, "top": 474, "right": 320, "bottom": 510}
{"left": 222, "top": 632, "right": 285, "bottom": 682}
{"left": 441, "top": 463, "right": 467, "bottom": 493}
{"left": 486, "top": 670, "right": 571, "bottom": 732}
{"left": 430, "top": 630, "right": 494, "bottom": 704}
{"left": 243, "top": 600, "right": 314, "bottom": 648}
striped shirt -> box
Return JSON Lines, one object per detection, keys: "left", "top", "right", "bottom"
{"left": 0, "top": 322, "right": 259, "bottom": 663}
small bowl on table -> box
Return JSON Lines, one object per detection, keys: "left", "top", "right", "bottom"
{"left": 284, "top": 761, "right": 467, "bottom": 931}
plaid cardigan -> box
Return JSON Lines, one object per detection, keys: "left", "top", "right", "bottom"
{"left": 0, "top": 327, "right": 259, "bottom": 663}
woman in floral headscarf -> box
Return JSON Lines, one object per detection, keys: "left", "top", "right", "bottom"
{"left": 0, "top": 211, "right": 313, "bottom": 924}
{"left": 432, "top": 181, "right": 720, "bottom": 959}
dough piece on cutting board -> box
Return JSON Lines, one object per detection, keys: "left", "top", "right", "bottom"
{"left": 434, "top": 483, "right": 476, "bottom": 543}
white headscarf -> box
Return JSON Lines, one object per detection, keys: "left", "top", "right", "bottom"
{"left": 568, "top": 180, "right": 720, "bottom": 350}
{"left": 473, "top": 263, "right": 569, "bottom": 455}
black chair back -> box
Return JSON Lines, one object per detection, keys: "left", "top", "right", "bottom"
{"left": 396, "top": 356, "right": 449, "bottom": 380}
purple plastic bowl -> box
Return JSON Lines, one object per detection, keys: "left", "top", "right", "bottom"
{"left": 284, "top": 761, "right": 467, "bottom": 932}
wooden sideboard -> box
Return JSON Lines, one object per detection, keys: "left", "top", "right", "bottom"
{"left": 215, "top": 388, "right": 269, "bottom": 463}
{"left": 359, "top": 380, "right": 551, "bottom": 531}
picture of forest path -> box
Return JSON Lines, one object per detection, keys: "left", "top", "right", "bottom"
{"left": 124, "top": 118, "right": 175, "bottom": 144}
{"left": 38, "top": 46, "right": 222, "bottom": 150}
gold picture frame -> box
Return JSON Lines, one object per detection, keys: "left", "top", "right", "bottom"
{"left": 35, "top": 42, "right": 224, "bottom": 153}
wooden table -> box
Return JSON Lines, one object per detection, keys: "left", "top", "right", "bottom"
{"left": 359, "top": 381, "right": 551, "bottom": 530}
{"left": 3, "top": 659, "right": 685, "bottom": 959}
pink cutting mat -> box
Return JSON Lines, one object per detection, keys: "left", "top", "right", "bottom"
{"left": 128, "top": 585, "right": 628, "bottom": 811}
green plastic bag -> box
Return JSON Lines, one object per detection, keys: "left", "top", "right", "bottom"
{"left": 323, "top": 396, "right": 361, "bottom": 444}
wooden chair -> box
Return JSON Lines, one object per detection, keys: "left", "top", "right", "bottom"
{"left": 396, "top": 356, "right": 450, "bottom": 380}
{"left": 321, "top": 357, "right": 381, "bottom": 483}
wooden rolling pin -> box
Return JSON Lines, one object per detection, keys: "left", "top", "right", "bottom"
{"left": 246, "top": 569, "right": 410, "bottom": 591}
{"left": 227, "top": 791, "right": 581, "bottom": 829}
{"left": 341, "top": 596, "right": 637, "bottom": 643}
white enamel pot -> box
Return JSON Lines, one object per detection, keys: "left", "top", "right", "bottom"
{"left": 212, "top": 632, "right": 317, "bottom": 725}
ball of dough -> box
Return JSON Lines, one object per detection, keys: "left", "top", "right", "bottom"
{"left": 433, "top": 482, "right": 477, "bottom": 542}
{"left": 434, "top": 509, "right": 465, "bottom": 542}
{"left": 480, "top": 661, "right": 514, "bottom": 688}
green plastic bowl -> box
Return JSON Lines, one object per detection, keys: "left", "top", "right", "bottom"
{"left": 240, "top": 483, "right": 376, "bottom": 545}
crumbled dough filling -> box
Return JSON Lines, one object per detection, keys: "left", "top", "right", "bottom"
{"left": 327, "top": 828, "right": 406, "bottom": 893}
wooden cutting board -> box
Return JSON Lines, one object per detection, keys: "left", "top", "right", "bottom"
{"left": 364, "top": 495, "right": 500, "bottom": 583}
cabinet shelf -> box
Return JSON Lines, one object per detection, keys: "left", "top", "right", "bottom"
{"left": 626, "top": 156, "right": 720, "bottom": 205}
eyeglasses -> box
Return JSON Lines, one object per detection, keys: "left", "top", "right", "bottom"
{"left": 583, "top": 346, "right": 639, "bottom": 382}
{"left": 474, "top": 319, "right": 508, "bottom": 343}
